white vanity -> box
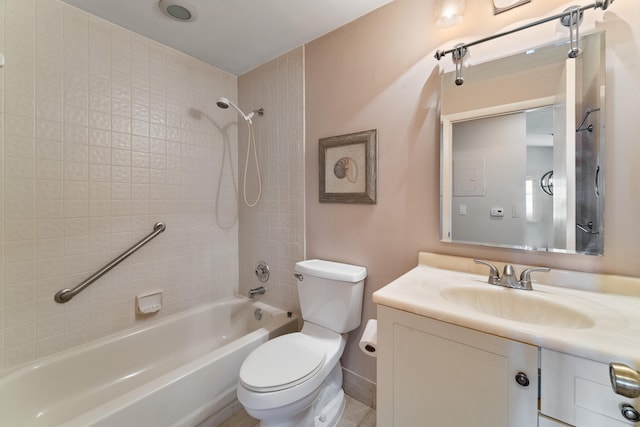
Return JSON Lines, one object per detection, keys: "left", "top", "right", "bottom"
{"left": 373, "top": 252, "right": 640, "bottom": 427}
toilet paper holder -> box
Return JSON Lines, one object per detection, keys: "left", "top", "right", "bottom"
{"left": 359, "top": 319, "right": 378, "bottom": 357}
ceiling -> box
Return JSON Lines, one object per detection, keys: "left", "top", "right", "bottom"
{"left": 60, "top": 0, "right": 393, "bottom": 76}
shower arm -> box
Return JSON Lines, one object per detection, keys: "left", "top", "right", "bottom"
{"left": 226, "top": 100, "right": 264, "bottom": 122}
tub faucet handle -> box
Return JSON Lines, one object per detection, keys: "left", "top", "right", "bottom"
{"left": 255, "top": 261, "right": 270, "bottom": 283}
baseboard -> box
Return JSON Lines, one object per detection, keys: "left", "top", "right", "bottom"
{"left": 342, "top": 367, "right": 377, "bottom": 409}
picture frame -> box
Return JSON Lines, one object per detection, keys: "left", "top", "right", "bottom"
{"left": 493, "top": 0, "right": 530, "bottom": 15}
{"left": 319, "top": 129, "right": 377, "bottom": 204}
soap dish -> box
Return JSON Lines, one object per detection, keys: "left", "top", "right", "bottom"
{"left": 136, "top": 290, "right": 163, "bottom": 315}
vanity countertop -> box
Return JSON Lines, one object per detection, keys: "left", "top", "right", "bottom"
{"left": 373, "top": 252, "right": 640, "bottom": 367}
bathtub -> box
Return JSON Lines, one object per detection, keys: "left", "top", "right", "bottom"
{"left": 0, "top": 296, "right": 298, "bottom": 427}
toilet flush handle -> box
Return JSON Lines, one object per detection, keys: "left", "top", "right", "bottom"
{"left": 294, "top": 273, "right": 303, "bottom": 281}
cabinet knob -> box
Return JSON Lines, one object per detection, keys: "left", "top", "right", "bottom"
{"left": 515, "top": 372, "right": 530, "bottom": 387}
{"left": 621, "top": 404, "right": 640, "bottom": 423}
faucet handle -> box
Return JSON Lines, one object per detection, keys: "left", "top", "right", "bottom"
{"left": 519, "top": 267, "right": 551, "bottom": 290}
{"left": 474, "top": 259, "right": 500, "bottom": 285}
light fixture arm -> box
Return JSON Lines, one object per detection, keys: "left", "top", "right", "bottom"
{"left": 434, "top": 0, "right": 615, "bottom": 85}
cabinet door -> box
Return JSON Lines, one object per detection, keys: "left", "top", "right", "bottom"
{"left": 377, "top": 306, "right": 538, "bottom": 427}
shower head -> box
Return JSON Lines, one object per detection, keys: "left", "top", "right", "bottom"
{"left": 216, "top": 97, "right": 231, "bottom": 109}
{"left": 216, "top": 97, "right": 264, "bottom": 123}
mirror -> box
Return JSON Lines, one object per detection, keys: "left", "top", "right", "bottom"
{"left": 440, "top": 32, "right": 605, "bottom": 255}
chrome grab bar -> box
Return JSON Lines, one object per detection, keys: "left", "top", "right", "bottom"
{"left": 54, "top": 222, "right": 166, "bottom": 303}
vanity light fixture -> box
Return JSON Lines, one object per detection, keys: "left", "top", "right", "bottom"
{"left": 435, "top": 0, "right": 616, "bottom": 85}
{"left": 434, "top": 0, "right": 465, "bottom": 28}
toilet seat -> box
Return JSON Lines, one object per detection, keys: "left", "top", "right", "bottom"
{"left": 239, "top": 333, "right": 326, "bottom": 393}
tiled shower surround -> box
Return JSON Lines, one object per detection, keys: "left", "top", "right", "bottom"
{"left": 0, "top": 0, "right": 245, "bottom": 371}
{"left": 238, "top": 49, "right": 305, "bottom": 314}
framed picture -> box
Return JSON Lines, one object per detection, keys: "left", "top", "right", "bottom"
{"left": 493, "top": 0, "right": 530, "bottom": 15}
{"left": 319, "top": 129, "right": 377, "bottom": 204}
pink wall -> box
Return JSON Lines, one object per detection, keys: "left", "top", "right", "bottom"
{"left": 305, "top": 0, "right": 640, "bottom": 382}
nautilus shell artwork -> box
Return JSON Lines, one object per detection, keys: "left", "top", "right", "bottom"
{"left": 333, "top": 157, "right": 358, "bottom": 183}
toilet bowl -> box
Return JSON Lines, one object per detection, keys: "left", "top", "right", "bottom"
{"left": 237, "top": 323, "right": 346, "bottom": 427}
{"left": 236, "top": 259, "right": 367, "bottom": 427}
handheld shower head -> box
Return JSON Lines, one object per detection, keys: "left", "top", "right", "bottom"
{"left": 215, "top": 95, "right": 265, "bottom": 207}
{"left": 216, "top": 97, "right": 264, "bottom": 123}
{"left": 216, "top": 97, "right": 231, "bottom": 109}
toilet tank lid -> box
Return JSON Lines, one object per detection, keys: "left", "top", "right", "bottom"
{"left": 295, "top": 259, "right": 367, "bottom": 283}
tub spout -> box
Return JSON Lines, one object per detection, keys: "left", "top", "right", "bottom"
{"left": 248, "top": 286, "right": 266, "bottom": 299}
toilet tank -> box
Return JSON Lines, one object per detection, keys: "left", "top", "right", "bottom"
{"left": 294, "top": 259, "right": 367, "bottom": 333}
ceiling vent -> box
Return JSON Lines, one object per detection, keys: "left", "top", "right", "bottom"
{"left": 159, "top": 0, "right": 197, "bottom": 22}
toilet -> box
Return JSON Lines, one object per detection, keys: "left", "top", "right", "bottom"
{"left": 237, "top": 259, "right": 367, "bottom": 427}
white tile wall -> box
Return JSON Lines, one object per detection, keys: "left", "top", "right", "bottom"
{"left": 0, "top": 0, "right": 240, "bottom": 371}
{"left": 238, "top": 48, "right": 305, "bottom": 314}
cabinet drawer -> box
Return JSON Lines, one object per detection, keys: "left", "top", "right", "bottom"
{"left": 539, "top": 414, "right": 572, "bottom": 427}
{"left": 541, "top": 348, "right": 638, "bottom": 426}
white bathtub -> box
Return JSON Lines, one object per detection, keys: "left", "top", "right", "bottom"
{"left": 0, "top": 296, "right": 298, "bottom": 427}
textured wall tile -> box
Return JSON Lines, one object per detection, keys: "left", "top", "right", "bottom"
{"left": 6, "top": 0, "right": 36, "bottom": 56}
{"left": 6, "top": 135, "right": 36, "bottom": 158}
{"left": 5, "top": 220, "right": 35, "bottom": 241}
{"left": 237, "top": 48, "right": 304, "bottom": 312}
{"left": 37, "top": 120, "right": 63, "bottom": 141}
{"left": 5, "top": 343, "right": 36, "bottom": 369}
{"left": 1, "top": 0, "right": 239, "bottom": 373}
{"left": 6, "top": 261, "right": 36, "bottom": 285}
{"left": 6, "top": 178, "right": 35, "bottom": 199}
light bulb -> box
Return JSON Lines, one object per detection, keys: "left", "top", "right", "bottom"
{"left": 435, "top": 0, "right": 465, "bottom": 28}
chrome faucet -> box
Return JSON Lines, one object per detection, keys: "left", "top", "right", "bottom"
{"left": 474, "top": 260, "right": 550, "bottom": 290}
{"left": 248, "top": 286, "right": 266, "bottom": 298}
{"left": 499, "top": 264, "right": 521, "bottom": 288}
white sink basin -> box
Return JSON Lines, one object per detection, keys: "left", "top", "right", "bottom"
{"left": 373, "top": 254, "right": 640, "bottom": 366}
{"left": 440, "top": 286, "right": 596, "bottom": 329}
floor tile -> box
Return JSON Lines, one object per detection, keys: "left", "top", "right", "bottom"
{"left": 218, "top": 394, "right": 376, "bottom": 427}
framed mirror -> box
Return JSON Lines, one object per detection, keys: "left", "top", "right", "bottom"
{"left": 440, "top": 32, "right": 605, "bottom": 255}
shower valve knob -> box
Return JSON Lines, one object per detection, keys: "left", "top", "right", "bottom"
{"left": 255, "top": 261, "right": 270, "bottom": 283}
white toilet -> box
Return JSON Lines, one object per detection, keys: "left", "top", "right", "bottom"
{"left": 237, "top": 259, "right": 367, "bottom": 427}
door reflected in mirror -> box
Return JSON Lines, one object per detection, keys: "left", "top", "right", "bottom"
{"left": 440, "top": 32, "right": 605, "bottom": 255}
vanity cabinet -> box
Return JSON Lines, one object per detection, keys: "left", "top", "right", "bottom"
{"left": 540, "top": 349, "right": 638, "bottom": 426}
{"left": 377, "top": 305, "right": 539, "bottom": 427}
{"left": 373, "top": 253, "right": 640, "bottom": 427}
{"left": 376, "top": 304, "right": 640, "bottom": 427}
